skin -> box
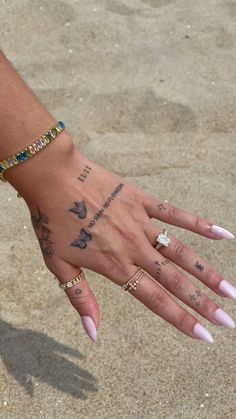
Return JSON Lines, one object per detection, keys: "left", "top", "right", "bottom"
{"left": 0, "top": 50, "right": 234, "bottom": 342}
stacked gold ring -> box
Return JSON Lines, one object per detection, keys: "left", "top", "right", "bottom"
{"left": 59, "top": 271, "right": 85, "bottom": 291}
{"left": 121, "top": 268, "right": 145, "bottom": 291}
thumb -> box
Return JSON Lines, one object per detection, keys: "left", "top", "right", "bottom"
{"left": 50, "top": 257, "right": 100, "bottom": 342}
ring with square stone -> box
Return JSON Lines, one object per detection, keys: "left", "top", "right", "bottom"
{"left": 154, "top": 228, "right": 171, "bottom": 250}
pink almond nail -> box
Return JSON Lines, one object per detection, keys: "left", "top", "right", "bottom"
{"left": 211, "top": 225, "right": 235, "bottom": 240}
{"left": 193, "top": 323, "right": 214, "bottom": 344}
{"left": 219, "top": 280, "right": 236, "bottom": 301}
{"left": 81, "top": 316, "right": 97, "bottom": 342}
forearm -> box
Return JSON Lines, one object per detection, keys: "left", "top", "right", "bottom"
{"left": 0, "top": 50, "right": 75, "bottom": 197}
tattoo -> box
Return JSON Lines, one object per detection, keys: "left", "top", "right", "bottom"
{"left": 69, "top": 183, "right": 125, "bottom": 250}
{"left": 31, "top": 205, "right": 54, "bottom": 257}
{"left": 78, "top": 165, "right": 92, "bottom": 182}
{"left": 157, "top": 203, "right": 167, "bottom": 211}
{"left": 87, "top": 183, "right": 125, "bottom": 229}
{"left": 69, "top": 201, "right": 87, "bottom": 219}
{"left": 154, "top": 259, "right": 170, "bottom": 280}
{"left": 189, "top": 290, "right": 203, "bottom": 307}
{"left": 75, "top": 288, "right": 82, "bottom": 295}
{"left": 195, "top": 261, "right": 204, "bottom": 272}
{"left": 71, "top": 228, "right": 92, "bottom": 249}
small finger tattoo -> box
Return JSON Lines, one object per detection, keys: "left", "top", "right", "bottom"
{"left": 157, "top": 203, "right": 167, "bottom": 211}
{"left": 69, "top": 201, "right": 87, "bottom": 219}
{"left": 189, "top": 290, "right": 203, "bottom": 307}
{"left": 195, "top": 261, "right": 204, "bottom": 272}
{"left": 71, "top": 228, "right": 92, "bottom": 249}
{"left": 154, "top": 259, "right": 170, "bottom": 280}
{"left": 75, "top": 288, "right": 82, "bottom": 295}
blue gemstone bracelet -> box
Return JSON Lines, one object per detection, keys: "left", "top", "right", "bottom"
{"left": 0, "top": 120, "right": 65, "bottom": 182}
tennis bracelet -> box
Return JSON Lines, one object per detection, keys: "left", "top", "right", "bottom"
{"left": 0, "top": 120, "right": 65, "bottom": 182}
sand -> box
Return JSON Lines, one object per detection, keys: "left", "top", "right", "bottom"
{"left": 0, "top": 0, "right": 235, "bottom": 418}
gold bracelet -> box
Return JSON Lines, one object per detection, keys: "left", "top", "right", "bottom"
{"left": 0, "top": 120, "right": 65, "bottom": 182}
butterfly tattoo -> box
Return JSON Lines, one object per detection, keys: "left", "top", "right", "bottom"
{"left": 69, "top": 201, "right": 87, "bottom": 219}
{"left": 71, "top": 228, "right": 92, "bottom": 249}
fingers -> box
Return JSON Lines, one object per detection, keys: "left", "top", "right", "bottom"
{"left": 142, "top": 195, "right": 235, "bottom": 240}
{"left": 144, "top": 221, "right": 236, "bottom": 301}
{"left": 49, "top": 257, "right": 100, "bottom": 342}
{"left": 117, "top": 265, "right": 214, "bottom": 343}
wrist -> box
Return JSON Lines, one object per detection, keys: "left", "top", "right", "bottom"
{"left": 5, "top": 130, "right": 78, "bottom": 200}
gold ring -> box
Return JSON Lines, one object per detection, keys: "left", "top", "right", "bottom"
{"left": 121, "top": 268, "right": 145, "bottom": 291}
{"left": 59, "top": 271, "right": 85, "bottom": 291}
{"left": 154, "top": 228, "right": 171, "bottom": 250}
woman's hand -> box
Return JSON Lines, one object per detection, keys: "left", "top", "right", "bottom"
{"left": 16, "top": 135, "right": 235, "bottom": 343}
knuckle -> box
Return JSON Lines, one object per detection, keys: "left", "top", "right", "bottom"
{"left": 205, "top": 267, "right": 217, "bottom": 285}
{"left": 200, "top": 295, "right": 215, "bottom": 314}
{"left": 169, "top": 206, "right": 181, "bottom": 221}
{"left": 194, "top": 215, "right": 201, "bottom": 231}
{"left": 168, "top": 271, "right": 185, "bottom": 291}
{"left": 148, "top": 289, "right": 166, "bottom": 311}
{"left": 119, "top": 230, "right": 141, "bottom": 248}
{"left": 178, "top": 312, "right": 193, "bottom": 330}
{"left": 172, "top": 240, "right": 187, "bottom": 262}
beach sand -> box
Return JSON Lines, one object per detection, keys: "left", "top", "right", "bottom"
{"left": 0, "top": 1, "right": 235, "bottom": 417}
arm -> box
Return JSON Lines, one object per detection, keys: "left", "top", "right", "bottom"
{"left": 0, "top": 50, "right": 75, "bottom": 199}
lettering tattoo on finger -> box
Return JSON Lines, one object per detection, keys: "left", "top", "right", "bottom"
{"left": 31, "top": 205, "right": 54, "bottom": 257}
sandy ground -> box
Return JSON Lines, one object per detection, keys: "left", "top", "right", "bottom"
{"left": 0, "top": 0, "right": 236, "bottom": 418}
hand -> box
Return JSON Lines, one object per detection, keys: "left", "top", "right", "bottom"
{"left": 19, "top": 137, "right": 235, "bottom": 343}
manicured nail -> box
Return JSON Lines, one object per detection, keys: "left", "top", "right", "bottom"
{"left": 211, "top": 225, "right": 235, "bottom": 240}
{"left": 218, "top": 279, "right": 236, "bottom": 301}
{"left": 193, "top": 323, "right": 214, "bottom": 343}
{"left": 81, "top": 316, "right": 97, "bottom": 342}
{"left": 214, "top": 308, "right": 235, "bottom": 329}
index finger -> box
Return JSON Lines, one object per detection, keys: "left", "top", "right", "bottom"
{"left": 142, "top": 196, "right": 235, "bottom": 240}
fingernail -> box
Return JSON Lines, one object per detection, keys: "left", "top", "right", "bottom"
{"left": 81, "top": 316, "right": 97, "bottom": 342}
{"left": 214, "top": 308, "right": 235, "bottom": 329}
{"left": 193, "top": 322, "right": 214, "bottom": 343}
{"left": 218, "top": 279, "right": 236, "bottom": 301}
{"left": 211, "top": 225, "right": 235, "bottom": 240}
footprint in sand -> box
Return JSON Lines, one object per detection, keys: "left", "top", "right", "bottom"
{"left": 105, "top": 0, "right": 140, "bottom": 16}
{"left": 78, "top": 89, "right": 197, "bottom": 135}
{"left": 140, "top": 0, "right": 173, "bottom": 8}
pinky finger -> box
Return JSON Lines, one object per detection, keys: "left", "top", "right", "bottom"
{"left": 122, "top": 267, "right": 214, "bottom": 344}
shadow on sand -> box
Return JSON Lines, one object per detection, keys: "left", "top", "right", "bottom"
{"left": 0, "top": 319, "right": 98, "bottom": 399}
